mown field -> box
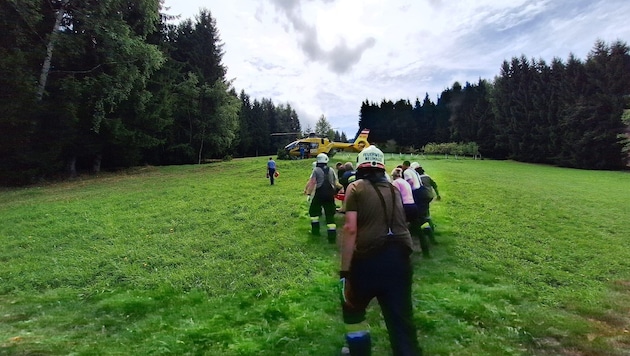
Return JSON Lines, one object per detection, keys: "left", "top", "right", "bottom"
{"left": 1, "top": 155, "right": 629, "bottom": 355}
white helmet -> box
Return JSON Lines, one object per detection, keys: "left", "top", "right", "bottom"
{"left": 357, "top": 145, "right": 385, "bottom": 170}
{"left": 316, "top": 153, "right": 329, "bottom": 164}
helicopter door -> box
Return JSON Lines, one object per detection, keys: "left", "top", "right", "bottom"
{"left": 310, "top": 142, "right": 318, "bottom": 156}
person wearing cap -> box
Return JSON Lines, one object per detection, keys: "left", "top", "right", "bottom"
{"left": 391, "top": 167, "right": 430, "bottom": 258}
{"left": 339, "top": 146, "right": 422, "bottom": 355}
{"left": 407, "top": 161, "right": 436, "bottom": 244}
{"left": 304, "top": 153, "right": 342, "bottom": 242}
{"left": 402, "top": 160, "right": 421, "bottom": 190}
{"left": 401, "top": 161, "right": 427, "bottom": 216}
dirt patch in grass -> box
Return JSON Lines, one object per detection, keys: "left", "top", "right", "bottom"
{"left": 581, "top": 280, "right": 630, "bottom": 356}
{"left": 529, "top": 281, "right": 630, "bottom": 356}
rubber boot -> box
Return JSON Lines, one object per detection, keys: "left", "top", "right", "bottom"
{"left": 409, "top": 220, "right": 427, "bottom": 256}
{"left": 345, "top": 331, "right": 371, "bottom": 356}
{"left": 327, "top": 223, "right": 337, "bottom": 243}
{"left": 418, "top": 229, "right": 431, "bottom": 258}
{"left": 427, "top": 216, "right": 436, "bottom": 232}
{"left": 423, "top": 225, "right": 437, "bottom": 245}
{"left": 310, "top": 217, "right": 320, "bottom": 236}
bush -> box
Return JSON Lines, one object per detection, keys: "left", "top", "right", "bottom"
{"left": 423, "top": 142, "right": 480, "bottom": 157}
{"left": 277, "top": 148, "right": 291, "bottom": 160}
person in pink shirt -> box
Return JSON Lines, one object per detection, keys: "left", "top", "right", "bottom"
{"left": 391, "top": 168, "right": 430, "bottom": 257}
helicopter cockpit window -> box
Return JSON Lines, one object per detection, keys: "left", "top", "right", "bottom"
{"left": 310, "top": 143, "right": 318, "bottom": 149}
{"left": 285, "top": 141, "right": 298, "bottom": 150}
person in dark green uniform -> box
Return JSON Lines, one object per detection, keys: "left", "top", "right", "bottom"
{"left": 304, "top": 153, "right": 341, "bottom": 242}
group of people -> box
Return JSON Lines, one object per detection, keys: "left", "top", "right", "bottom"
{"left": 394, "top": 160, "right": 441, "bottom": 256}
{"left": 301, "top": 147, "right": 441, "bottom": 355}
{"left": 303, "top": 153, "right": 440, "bottom": 254}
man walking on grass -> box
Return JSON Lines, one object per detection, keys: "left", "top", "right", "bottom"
{"left": 267, "top": 157, "right": 276, "bottom": 185}
{"left": 339, "top": 146, "right": 422, "bottom": 355}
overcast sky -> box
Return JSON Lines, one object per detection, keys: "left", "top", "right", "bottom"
{"left": 162, "top": 0, "right": 630, "bottom": 137}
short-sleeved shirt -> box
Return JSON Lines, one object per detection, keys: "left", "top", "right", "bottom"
{"left": 403, "top": 168, "right": 421, "bottom": 190}
{"left": 343, "top": 178, "right": 412, "bottom": 258}
{"left": 310, "top": 165, "right": 337, "bottom": 189}
{"left": 391, "top": 177, "right": 415, "bottom": 205}
{"left": 267, "top": 160, "right": 276, "bottom": 169}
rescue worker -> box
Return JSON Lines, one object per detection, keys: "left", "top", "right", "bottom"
{"left": 391, "top": 167, "right": 430, "bottom": 257}
{"left": 401, "top": 161, "right": 432, "bottom": 243}
{"left": 304, "top": 153, "right": 341, "bottom": 242}
{"left": 414, "top": 164, "right": 441, "bottom": 233}
{"left": 339, "top": 146, "right": 422, "bottom": 355}
{"left": 410, "top": 162, "right": 436, "bottom": 244}
{"left": 401, "top": 161, "right": 422, "bottom": 212}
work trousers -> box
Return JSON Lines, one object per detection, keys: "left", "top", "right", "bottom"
{"left": 268, "top": 168, "right": 276, "bottom": 185}
{"left": 309, "top": 196, "right": 336, "bottom": 225}
{"left": 411, "top": 189, "right": 429, "bottom": 221}
{"left": 343, "top": 242, "right": 422, "bottom": 356}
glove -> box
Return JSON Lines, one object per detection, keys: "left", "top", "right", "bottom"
{"left": 306, "top": 195, "right": 312, "bottom": 203}
{"left": 339, "top": 271, "right": 353, "bottom": 308}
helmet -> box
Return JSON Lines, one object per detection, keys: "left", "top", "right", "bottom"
{"left": 410, "top": 162, "right": 420, "bottom": 170}
{"left": 357, "top": 145, "right": 385, "bottom": 170}
{"left": 316, "top": 153, "right": 329, "bottom": 164}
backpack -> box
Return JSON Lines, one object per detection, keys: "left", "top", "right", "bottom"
{"left": 411, "top": 169, "right": 433, "bottom": 202}
{"left": 315, "top": 167, "right": 335, "bottom": 202}
{"left": 419, "top": 174, "right": 436, "bottom": 199}
{"left": 417, "top": 184, "right": 433, "bottom": 203}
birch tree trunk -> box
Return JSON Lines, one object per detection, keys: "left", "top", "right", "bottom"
{"left": 36, "top": 0, "right": 68, "bottom": 101}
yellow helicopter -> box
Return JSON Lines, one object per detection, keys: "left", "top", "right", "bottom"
{"left": 281, "top": 129, "right": 371, "bottom": 158}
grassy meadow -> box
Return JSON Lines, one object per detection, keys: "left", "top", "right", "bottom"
{"left": 1, "top": 154, "right": 629, "bottom": 355}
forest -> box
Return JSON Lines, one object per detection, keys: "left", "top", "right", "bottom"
{"left": 1, "top": 1, "right": 629, "bottom": 185}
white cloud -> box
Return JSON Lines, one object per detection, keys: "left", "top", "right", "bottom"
{"left": 164, "top": 0, "right": 630, "bottom": 137}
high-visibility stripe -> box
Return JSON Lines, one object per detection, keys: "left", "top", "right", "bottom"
{"left": 344, "top": 321, "right": 369, "bottom": 333}
{"left": 310, "top": 217, "right": 319, "bottom": 223}
{"left": 327, "top": 223, "right": 336, "bottom": 230}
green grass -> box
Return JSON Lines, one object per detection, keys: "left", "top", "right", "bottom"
{"left": 1, "top": 156, "right": 629, "bottom": 355}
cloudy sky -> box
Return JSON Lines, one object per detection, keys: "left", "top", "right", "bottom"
{"left": 162, "top": 0, "right": 630, "bottom": 137}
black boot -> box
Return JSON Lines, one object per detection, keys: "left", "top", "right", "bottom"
{"left": 327, "top": 224, "right": 337, "bottom": 243}
{"left": 411, "top": 220, "right": 429, "bottom": 257}
{"left": 328, "top": 230, "right": 337, "bottom": 243}
{"left": 419, "top": 230, "right": 431, "bottom": 258}
{"left": 423, "top": 225, "right": 437, "bottom": 245}
{"left": 345, "top": 331, "right": 371, "bottom": 356}
{"left": 427, "top": 216, "right": 436, "bottom": 232}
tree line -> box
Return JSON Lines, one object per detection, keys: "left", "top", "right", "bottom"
{"left": 358, "top": 40, "right": 630, "bottom": 170}
{"left": 0, "top": 1, "right": 299, "bottom": 185}
{"left": 1, "top": 2, "right": 629, "bottom": 186}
